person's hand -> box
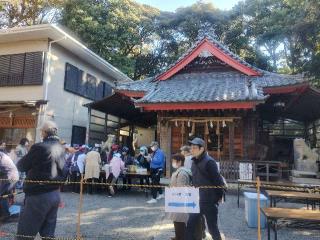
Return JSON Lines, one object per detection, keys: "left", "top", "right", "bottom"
{"left": 145, "top": 155, "right": 152, "bottom": 162}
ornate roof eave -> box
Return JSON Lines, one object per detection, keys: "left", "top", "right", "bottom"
{"left": 156, "top": 37, "right": 262, "bottom": 81}
{"left": 135, "top": 100, "right": 265, "bottom": 112}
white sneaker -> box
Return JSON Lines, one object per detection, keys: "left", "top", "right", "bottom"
{"left": 156, "top": 194, "right": 164, "bottom": 200}
{"left": 147, "top": 198, "right": 157, "bottom": 204}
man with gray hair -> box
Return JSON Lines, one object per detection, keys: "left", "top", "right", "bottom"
{"left": 16, "top": 120, "right": 68, "bottom": 240}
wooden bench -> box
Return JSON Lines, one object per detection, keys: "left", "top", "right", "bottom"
{"left": 262, "top": 208, "right": 320, "bottom": 240}
{"left": 237, "top": 179, "right": 319, "bottom": 208}
{"left": 266, "top": 190, "right": 320, "bottom": 210}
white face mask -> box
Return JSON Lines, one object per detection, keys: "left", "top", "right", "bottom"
{"left": 172, "top": 162, "right": 179, "bottom": 169}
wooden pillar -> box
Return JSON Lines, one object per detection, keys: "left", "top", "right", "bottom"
{"left": 85, "top": 107, "right": 91, "bottom": 145}
{"left": 229, "top": 122, "right": 235, "bottom": 162}
{"left": 158, "top": 114, "right": 172, "bottom": 178}
{"left": 312, "top": 121, "right": 317, "bottom": 148}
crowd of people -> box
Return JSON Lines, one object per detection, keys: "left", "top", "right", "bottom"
{"left": 0, "top": 120, "right": 226, "bottom": 240}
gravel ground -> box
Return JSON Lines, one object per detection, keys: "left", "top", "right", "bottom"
{"left": 0, "top": 187, "right": 319, "bottom": 240}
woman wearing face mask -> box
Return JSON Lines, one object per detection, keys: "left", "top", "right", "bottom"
{"left": 168, "top": 153, "right": 192, "bottom": 240}
{"left": 137, "top": 146, "right": 150, "bottom": 187}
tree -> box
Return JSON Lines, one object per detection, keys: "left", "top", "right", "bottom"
{"left": 60, "top": 0, "right": 160, "bottom": 79}
{"left": 0, "top": 0, "right": 63, "bottom": 28}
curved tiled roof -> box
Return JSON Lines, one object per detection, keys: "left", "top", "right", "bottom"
{"left": 116, "top": 77, "right": 155, "bottom": 92}
{"left": 135, "top": 72, "right": 306, "bottom": 103}
{"left": 117, "top": 71, "right": 306, "bottom": 104}
{"left": 115, "top": 37, "right": 307, "bottom": 104}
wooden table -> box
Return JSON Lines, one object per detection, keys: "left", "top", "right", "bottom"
{"left": 266, "top": 190, "right": 320, "bottom": 210}
{"left": 262, "top": 207, "right": 320, "bottom": 240}
{"left": 121, "top": 171, "right": 151, "bottom": 197}
{"left": 237, "top": 179, "right": 318, "bottom": 208}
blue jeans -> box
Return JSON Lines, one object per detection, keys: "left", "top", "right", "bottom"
{"left": 186, "top": 203, "right": 222, "bottom": 240}
{"left": 17, "top": 190, "right": 60, "bottom": 240}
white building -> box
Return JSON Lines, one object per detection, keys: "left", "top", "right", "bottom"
{"left": 0, "top": 24, "right": 131, "bottom": 148}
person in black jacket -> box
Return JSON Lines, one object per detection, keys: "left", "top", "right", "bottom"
{"left": 16, "top": 120, "right": 68, "bottom": 240}
{"left": 186, "top": 138, "right": 223, "bottom": 240}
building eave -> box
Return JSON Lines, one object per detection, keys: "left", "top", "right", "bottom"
{"left": 263, "top": 83, "right": 309, "bottom": 94}
{"left": 115, "top": 89, "right": 145, "bottom": 98}
{"left": 135, "top": 101, "right": 264, "bottom": 111}
{"left": 0, "top": 24, "right": 132, "bottom": 83}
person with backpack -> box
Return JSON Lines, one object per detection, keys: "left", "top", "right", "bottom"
{"left": 167, "top": 153, "right": 192, "bottom": 240}
{"left": 16, "top": 121, "right": 68, "bottom": 240}
{"left": 69, "top": 146, "right": 86, "bottom": 193}
{"left": 186, "top": 138, "right": 224, "bottom": 240}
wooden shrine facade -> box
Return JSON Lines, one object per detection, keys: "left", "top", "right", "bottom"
{"left": 90, "top": 36, "right": 320, "bottom": 180}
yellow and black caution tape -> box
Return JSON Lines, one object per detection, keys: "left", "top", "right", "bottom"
{"left": 0, "top": 178, "right": 227, "bottom": 189}
{"left": 0, "top": 232, "right": 77, "bottom": 240}
{"left": 0, "top": 178, "right": 318, "bottom": 191}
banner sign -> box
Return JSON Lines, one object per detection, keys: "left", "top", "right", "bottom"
{"left": 165, "top": 187, "right": 200, "bottom": 213}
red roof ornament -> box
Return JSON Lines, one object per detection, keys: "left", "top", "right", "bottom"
{"left": 156, "top": 38, "right": 261, "bottom": 81}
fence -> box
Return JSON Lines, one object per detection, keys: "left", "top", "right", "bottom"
{"left": 0, "top": 177, "right": 319, "bottom": 240}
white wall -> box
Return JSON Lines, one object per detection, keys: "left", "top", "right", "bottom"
{"left": 44, "top": 44, "right": 116, "bottom": 144}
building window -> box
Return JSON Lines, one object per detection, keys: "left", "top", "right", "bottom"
{"left": 71, "top": 125, "right": 87, "bottom": 146}
{"left": 64, "top": 62, "right": 112, "bottom": 100}
{"left": 0, "top": 52, "right": 44, "bottom": 86}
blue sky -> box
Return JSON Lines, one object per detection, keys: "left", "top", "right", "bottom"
{"left": 135, "top": 0, "right": 241, "bottom": 11}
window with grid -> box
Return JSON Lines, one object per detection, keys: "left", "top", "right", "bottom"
{"left": 64, "top": 62, "right": 113, "bottom": 100}
{"left": 0, "top": 52, "right": 44, "bottom": 86}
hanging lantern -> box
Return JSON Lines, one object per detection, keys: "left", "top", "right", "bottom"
{"left": 210, "top": 121, "right": 214, "bottom": 128}
{"left": 188, "top": 120, "right": 191, "bottom": 128}
{"left": 205, "top": 122, "right": 209, "bottom": 135}
{"left": 222, "top": 120, "right": 226, "bottom": 128}
{"left": 191, "top": 122, "right": 196, "bottom": 136}
{"left": 181, "top": 121, "right": 185, "bottom": 135}
{"left": 216, "top": 121, "right": 220, "bottom": 135}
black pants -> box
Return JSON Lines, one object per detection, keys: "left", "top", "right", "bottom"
{"left": 70, "top": 172, "right": 80, "bottom": 193}
{"left": 106, "top": 173, "right": 116, "bottom": 196}
{"left": 122, "top": 177, "right": 132, "bottom": 189}
{"left": 86, "top": 178, "right": 98, "bottom": 194}
{"left": 17, "top": 190, "right": 60, "bottom": 240}
{"left": 186, "top": 203, "right": 221, "bottom": 240}
{"left": 174, "top": 222, "right": 186, "bottom": 240}
{"left": 139, "top": 176, "right": 150, "bottom": 187}
{"left": 150, "top": 168, "right": 162, "bottom": 199}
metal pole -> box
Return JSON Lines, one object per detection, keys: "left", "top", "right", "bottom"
{"left": 77, "top": 174, "right": 84, "bottom": 240}
{"left": 257, "top": 176, "right": 261, "bottom": 240}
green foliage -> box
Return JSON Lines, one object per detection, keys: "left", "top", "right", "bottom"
{"left": 0, "top": 0, "right": 63, "bottom": 27}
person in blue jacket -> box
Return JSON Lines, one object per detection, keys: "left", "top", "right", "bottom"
{"left": 147, "top": 141, "right": 165, "bottom": 204}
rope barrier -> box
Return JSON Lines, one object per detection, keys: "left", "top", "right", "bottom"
{"left": 0, "top": 178, "right": 319, "bottom": 192}
{"left": 0, "top": 232, "right": 77, "bottom": 240}
{"left": 0, "top": 178, "right": 227, "bottom": 189}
